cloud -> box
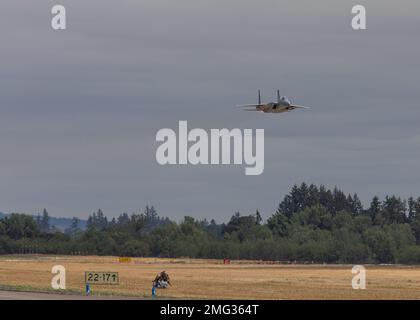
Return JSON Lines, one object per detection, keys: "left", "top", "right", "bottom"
{"left": 0, "top": 0, "right": 419, "bottom": 220}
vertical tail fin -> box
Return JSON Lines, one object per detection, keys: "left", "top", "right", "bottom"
{"left": 258, "top": 90, "right": 261, "bottom": 105}
{"left": 277, "top": 90, "right": 280, "bottom": 104}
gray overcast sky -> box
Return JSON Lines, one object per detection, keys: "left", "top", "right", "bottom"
{"left": 1, "top": 0, "right": 419, "bottom": 222}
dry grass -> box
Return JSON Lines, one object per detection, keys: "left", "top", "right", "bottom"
{"left": 0, "top": 255, "right": 420, "bottom": 299}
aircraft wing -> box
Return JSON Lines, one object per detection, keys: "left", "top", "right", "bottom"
{"left": 290, "top": 104, "right": 310, "bottom": 109}
{"left": 236, "top": 104, "right": 265, "bottom": 107}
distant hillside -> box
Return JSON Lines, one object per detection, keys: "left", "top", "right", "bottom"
{"left": 0, "top": 212, "right": 87, "bottom": 231}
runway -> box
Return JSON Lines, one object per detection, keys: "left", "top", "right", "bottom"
{"left": 0, "top": 290, "right": 143, "bottom": 300}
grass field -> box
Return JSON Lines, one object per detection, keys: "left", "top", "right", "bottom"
{"left": 0, "top": 255, "right": 420, "bottom": 299}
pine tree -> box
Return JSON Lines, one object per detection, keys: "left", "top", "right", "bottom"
{"left": 255, "top": 210, "right": 262, "bottom": 225}
{"left": 87, "top": 209, "right": 108, "bottom": 230}
{"left": 66, "top": 217, "right": 80, "bottom": 236}
{"left": 298, "top": 182, "right": 309, "bottom": 209}
{"left": 381, "top": 196, "right": 407, "bottom": 224}
{"left": 41, "top": 209, "right": 50, "bottom": 233}
{"left": 319, "top": 185, "right": 334, "bottom": 213}
{"left": 408, "top": 197, "right": 416, "bottom": 222}
{"left": 349, "top": 193, "right": 363, "bottom": 215}
{"left": 368, "top": 196, "right": 381, "bottom": 223}
{"left": 117, "top": 213, "right": 130, "bottom": 225}
{"left": 307, "top": 184, "right": 320, "bottom": 207}
{"left": 332, "top": 187, "right": 348, "bottom": 213}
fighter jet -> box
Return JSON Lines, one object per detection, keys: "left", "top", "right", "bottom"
{"left": 238, "top": 90, "right": 310, "bottom": 113}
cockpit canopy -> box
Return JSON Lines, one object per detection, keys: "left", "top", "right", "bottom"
{"left": 280, "top": 96, "right": 291, "bottom": 105}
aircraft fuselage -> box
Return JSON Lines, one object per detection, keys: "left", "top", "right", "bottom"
{"left": 258, "top": 101, "right": 294, "bottom": 113}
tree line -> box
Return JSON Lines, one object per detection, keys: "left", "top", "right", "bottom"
{"left": 1, "top": 183, "right": 420, "bottom": 264}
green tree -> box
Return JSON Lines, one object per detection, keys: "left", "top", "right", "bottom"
{"left": 380, "top": 196, "right": 407, "bottom": 224}
{"left": 368, "top": 196, "right": 381, "bottom": 224}
{"left": 292, "top": 205, "right": 332, "bottom": 230}
{"left": 267, "top": 211, "right": 290, "bottom": 237}
{"left": 348, "top": 193, "right": 363, "bottom": 215}
{"left": 4, "top": 214, "right": 40, "bottom": 240}
{"left": 40, "top": 209, "right": 50, "bottom": 233}
{"left": 363, "top": 227, "right": 396, "bottom": 263}
{"left": 66, "top": 217, "right": 81, "bottom": 237}
{"left": 87, "top": 209, "right": 108, "bottom": 230}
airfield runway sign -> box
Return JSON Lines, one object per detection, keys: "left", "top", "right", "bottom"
{"left": 85, "top": 271, "right": 119, "bottom": 285}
